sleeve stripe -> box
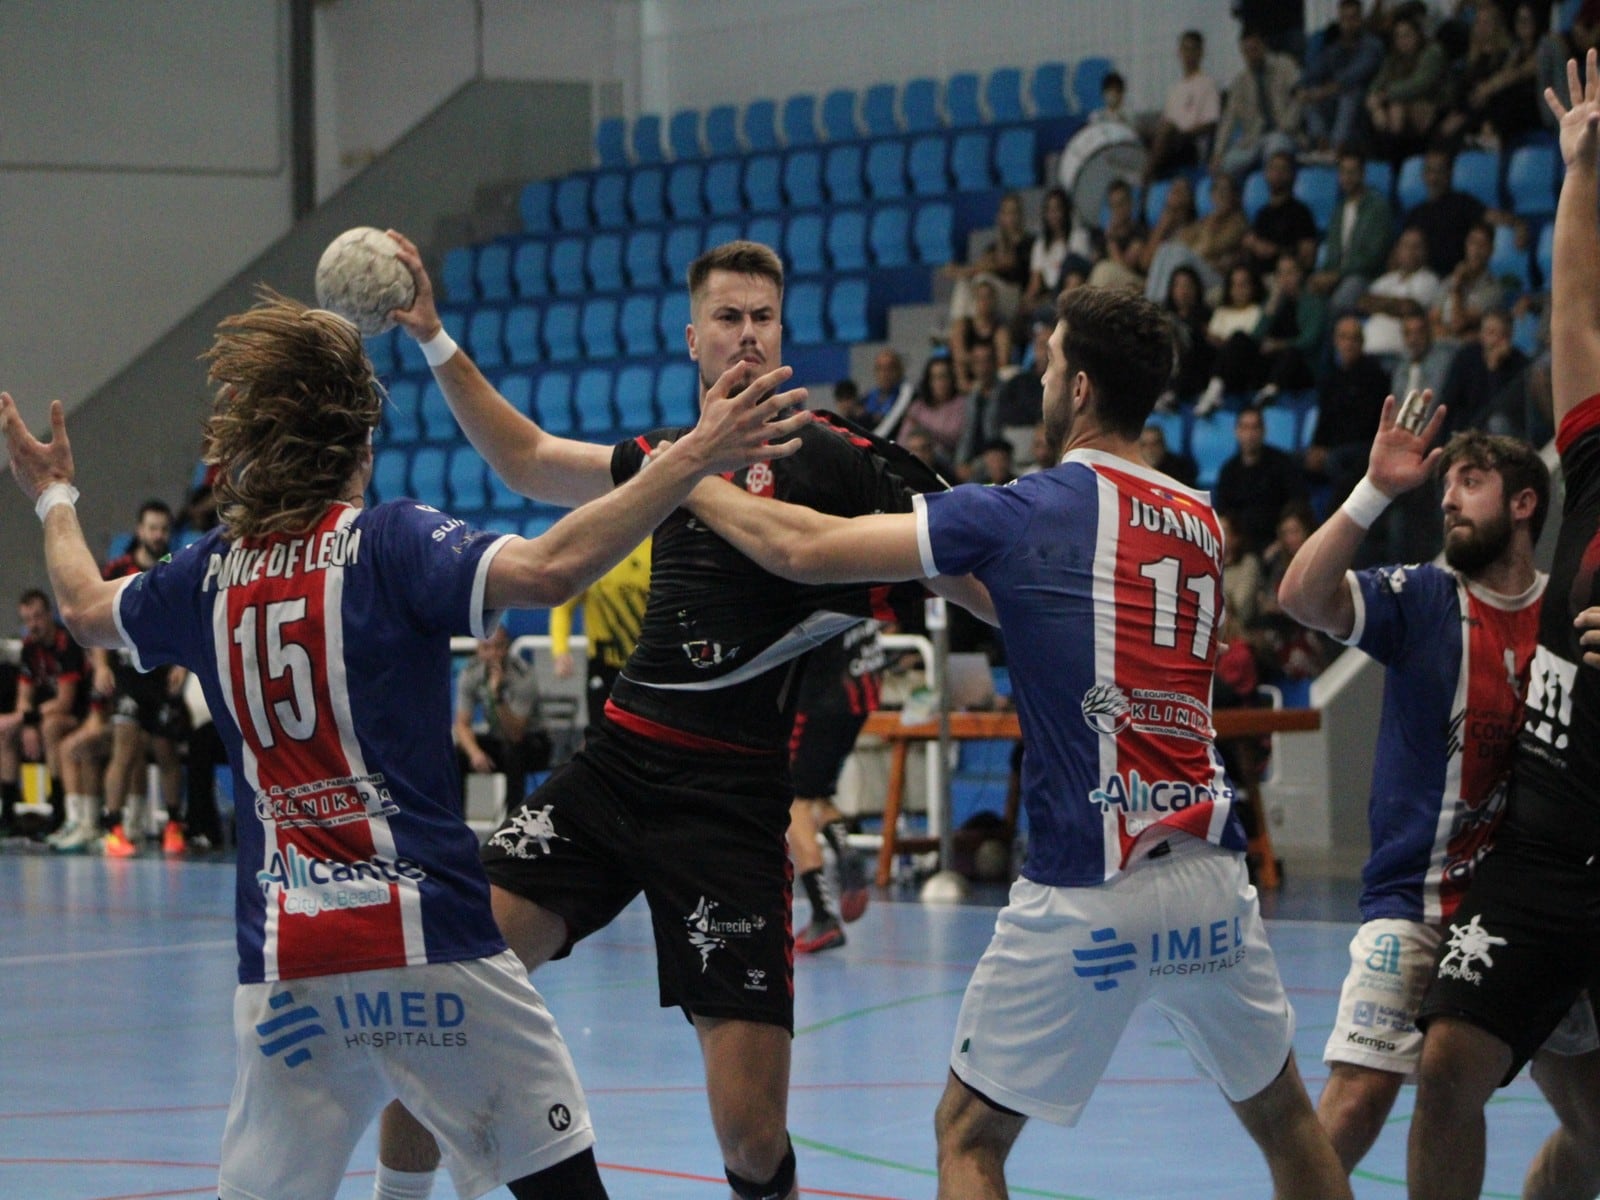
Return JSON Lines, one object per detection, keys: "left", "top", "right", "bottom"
{"left": 1337, "top": 570, "right": 1367, "bottom": 647}
{"left": 913, "top": 493, "right": 939, "bottom": 577}
{"left": 110, "top": 575, "right": 146, "bottom": 672}
{"left": 469, "top": 535, "right": 516, "bottom": 640}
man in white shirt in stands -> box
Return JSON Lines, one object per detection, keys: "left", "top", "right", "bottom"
{"left": 1357, "top": 228, "right": 1442, "bottom": 365}
{"left": 1144, "top": 30, "right": 1222, "bottom": 184}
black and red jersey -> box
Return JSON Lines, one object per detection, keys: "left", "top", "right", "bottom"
{"left": 20, "top": 624, "right": 87, "bottom": 716}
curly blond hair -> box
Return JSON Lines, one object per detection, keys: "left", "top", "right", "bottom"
{"left": 202, "top": 289, "right": 384, "bottom": 540}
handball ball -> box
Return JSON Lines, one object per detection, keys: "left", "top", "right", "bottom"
{"left": 315, "top": 227, "right": 415, "bottom": 336}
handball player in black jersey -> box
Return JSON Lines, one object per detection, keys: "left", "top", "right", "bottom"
{"left": 377, "top": 234, "right": 991, "bottom": 1200}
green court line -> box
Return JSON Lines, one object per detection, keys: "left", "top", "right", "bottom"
{"left": 794, "top": 988, "right": 966, "bottom": 1036}
{"left": 793, "top": 1134, "right": 1098, "bottom": 1200}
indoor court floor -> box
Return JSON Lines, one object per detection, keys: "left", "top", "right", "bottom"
{"left": 0, "top": 853, "right": 1564, "bottom": 1199}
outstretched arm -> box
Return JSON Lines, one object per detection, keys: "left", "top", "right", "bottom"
{"left": 1278, "top": 393, "right": 1446, "bottom": 639}
{"left": 1546, "top": 50, "right": 1600, "bottom": 428}
{"left": 387, "top": 231, "right": 613, "bottom": 506}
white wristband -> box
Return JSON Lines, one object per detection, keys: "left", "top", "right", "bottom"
{"left": 35, "top": 482, "right": 80, "bottom": 523}
{"left": 418, "top": 327, "right": 458, "bottom": 367}
{"left": 1341, "top": 476, "right": 1393, "bottom": 531}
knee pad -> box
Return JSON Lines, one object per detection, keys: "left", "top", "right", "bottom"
{"left": 726, "top": 1136, "right": 796, "bottom": 1200}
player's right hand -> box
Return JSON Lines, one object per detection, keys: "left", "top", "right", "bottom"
{"left": 1366, "top": 391, "right": 1446, "bottom": 499}
{"left": 678, "top": 362, "right": 810, "bottom": 477}
{"left": 384, "top": 230, "right": 444, "bottom": 344}
{"left": 1576, "top": 606, "right": 1600, "bottom": 668}
{"left": 1546, "top": 49, "right": 1600, "bottom": 169}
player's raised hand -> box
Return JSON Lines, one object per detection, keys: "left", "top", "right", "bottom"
{"left": 1546, "top": 48, "right": 1600, "bottom": 169}
{"left": 385, "top": 230, "right": 445, "bottom": 342}
{"left": 1576, "top": 606, "right": 1600, "bottom": 668}
{"left": 678, "top": 362, "right": 810, "bottom": 476}
{"left": 0, "top": 393, "right": 75, "bottom": 502}
{"left": 1366, "top": 391, "right": 1446, "bottom": 498}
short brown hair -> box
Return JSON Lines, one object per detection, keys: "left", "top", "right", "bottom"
{"left": 1055, "top": 286, "right": 1174, "bottom": 438}
{"left": 687, "top": 240, "right": 784, "bottom": 315}
{"left": 1437, "top": 430, "right": 1551, "bottom": 543}
{"left": 203, "top": 288, "right": 384, "bottom": 541}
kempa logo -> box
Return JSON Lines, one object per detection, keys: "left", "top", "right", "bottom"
{"left": 548, "top": 1103, "right": 573, "bottom": 1131}
{"left": 1366, "top": 932, "right": 1403, "bottom": 975}
{"left": 489, "top": 804, "right": 567, "bottom": 860}
{"left": 1072, "top": 926, "right": 1138, "bottom": 991}
{"left": 1346, "top": 1030, "right": 1398, "bottom": 1053}
{"left": 1438, "top": 913, "right": 1507, "bottom": 985}
{"left": 256, "top": 989, "right": 327, "bottom": 1068}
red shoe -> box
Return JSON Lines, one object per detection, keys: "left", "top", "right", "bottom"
{"left": 836, "top": 848, "right": 871, "bottom": 924}
{"left": 102, "top": 826, "right": 137, "bottom": 858}
{"left": 795, "top": 917, "right": 846, "bottom": 954}
{"left": 161, "top": 820, "right": 187, "bottom": 855}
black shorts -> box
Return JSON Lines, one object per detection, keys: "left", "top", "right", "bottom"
{"left": 480, "top": 724, "right": 796, "bottom": 1031}
{"left": 112, "top": 665, "right": 188, "bottom": 740}
{"left": 1417, "top": 801, "right": 1600, "bottom": 1082}
{"left": 788, "top": 705, "right": 870, "bottom": 799}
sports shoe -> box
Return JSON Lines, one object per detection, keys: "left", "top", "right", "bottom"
{"left": 46, "top": 820, "right": 81, "bottom": 849}
{"left": 52, "top": 822, "right": 96, "bottom": 853}
{"left": 161, "top": 820, "right": 187, "bottom": 855}
{"left": 795, "top": 916, "right": 846, "bottom": 954}
{"left": 835, "top": 846, "right": 871, "bottom": 924}
{"left": 102, "top": 825, "right": 137, "bottom": 858}
{"left": 187, "top": 833, "right": 214, "bottom": 854}
{"left": 1195, "top": 377, "right": 1225, "bottom": 416}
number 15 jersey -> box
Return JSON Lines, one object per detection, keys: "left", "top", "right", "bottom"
{"left": 915, "top": 450, "right": 1245, "bottom": 886}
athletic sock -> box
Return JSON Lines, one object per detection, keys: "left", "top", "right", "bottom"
{"left": 801, "top": 868, "right": 834, "bottom": 921}
{"left": 821, "top": 819, "right": 850, "bottom": 859}
{"left": 372, "top": 1163, "right": 435, "bottom": 1200}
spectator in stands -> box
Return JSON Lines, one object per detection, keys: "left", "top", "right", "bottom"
{"left": 955, "top": 342, "right": 1003, "bottom": 474}
{"left": 1391, "top": 310, "right": 1455, "bottom": 413}
{"left": 1403, "top": 148, "right": 1487, "bottom": 277}
{"left": 967, "top": 438, "right": 1017, "bottom": 486}
{"left": 862, "top": 347, "right": 912, "bottom": 431}
{"left": 1251, "top": 252, "right": 1330, "bottom": 406}
{"left": 1087, "top": 178, "right": 1147, "bottom": 291}
{"left": 1439, "top": 308, "right": 1531, "bottom": 437}
{"left": 991, "top": 320, "right": 1049, "bottom": 464}
{"left": 1255, "top": 502, "right": 1317, "bottom": 625}
{"left": 1214, "top": 26, "right": 1303, "bottom": 180}
{"left": 1356, "top": 226, "right": 1442, "bottom": 363}
{"left": 1143, "top": 29, "right": 1222, "bottom": 184}
{"left": 1366, "top": 12, "right": 1448, "bottom": 157}
{"left": 0, "top": 588, "right": 85, "bottom": 836}
{"left": 1147, "top": 170, "right": 1251, "bottom": 303}
{"left": 1135, "top": 176, "right": 1200, "bottom": 281}
{"left": 1215, "top": 407, "right": 1310, "bottom": 553}
{"left": 1307, "top": 314, "right": 1391, "bottom": 513}
{"left": 1309, "top": 149, "right": 1395, "bottom": 315}
{"left": 1087, "top": 70, "right": 1131, "bottom": 127}
{"left": 1160, "top": 265, "right": 1216, "bottom": 408}
{"left": 1243, "top": 150, "right": 1321, "bottom": 278}
{"left": 944, "top": 191, "right": 1034, "bottom": 327}
{"left": 899, "top": 356, "right": 967, "bottom": 470}
{"left": 1297, "top": 0, "right": 1386, "bottom": 155}
{"left": 826, "top": 379, "right": 862, "bottom": 426}
{"left": 453, "top": 620, "right": 551, "bottom": 821}
{"left": 1220, "top": 512, "right": 1266, "bottom": 626}
{"left": 1444, "top": 1, "right": 1545, "bottom": 150}
{"left": 1021, "top": 187, "right": 1087, "bottom": 322}
{"left": 1536, "top": 0, "right": 1600, "bottom": 132}
{"left": 1432, "top": 221, "right": 1507, "bottom": 339}
{"left": 1236, "top": 0, "right": 1307, "bottom": 59}
{"left": 1138, "top": 422, "right": 1199, "bottom": 487}
{"left": 949, "top": 279, "right": 1012, "bottom": 394}
{"left": 1199, "top": 264, "right": 1267, "bottom": 412}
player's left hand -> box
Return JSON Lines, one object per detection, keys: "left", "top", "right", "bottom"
{"left": 0, "top": 393, "right": 76, "bottom": 502}
{"left": 1366, "top": 391, "right": 1446, "bottom": 498}
{"left": 677, "top": 362, "right": 810, "bottom": 476}
{"left": 1575, "top": 606, "right": 1600, "bottom": 668}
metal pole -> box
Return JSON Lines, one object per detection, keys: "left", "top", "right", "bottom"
{"left": 920, "top": 597, "right": 969, "bottom": 902}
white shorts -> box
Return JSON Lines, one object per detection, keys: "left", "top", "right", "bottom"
{"left": 218, "top": 951, "right": 593, "bottom": 1200}
{"left": 1325, "top": 918, "right": 1599, "bottom": 1075}
{"left": 949, "top": 838, "right": 1294, "bottom": 1126}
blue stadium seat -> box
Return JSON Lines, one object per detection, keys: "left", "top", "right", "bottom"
{"left": 705, "top": 104, "right": 740, "bottom": 156}
{"left": 590, "top": 171, "right": 629, "bottom": 228}
{"left": 580, "top": 297, "right": 620, "bottom": 359}
{"left": 549, "top": 236, "right": 587, "bottom": 297}
{"left": 534, "top": 370, "right": 575, "bottom": 435}
{"left": 499, "top": 372, "right": 533, "bottom": 419}
{"left": 656, "top": 362, "right": 698, "bottom": 426}
{"left": 863, "top": 83, "right": 899, "bottom": 137}
{"left": 745, "top": 214, "right": 784, "bottom": 251}
{"left": 396, "top": 327, "right": 427, "bottom": 373}
{"left": 619, "top": 294, "right": 658, "bottom": 357}
{"left": 594, "top": 117, "right": 627, "bottom": 168}
{"left": 865, "top": 139, "right": 908, "bottom": 199}
{"left": 870, "top": 205, "right": 913, "bottom": 266}
{"left": 704, "top": 158, "right": 744, "bottom": 216}
{"left": 372, "top": 447, "right": 409, "bottom": 502}
{"left": 783, "top": 148, "right": 825, "bottom": 208}
{"left": 744, "top": 153, "right": 784, "bottom": 211}
{"left": 945, "top": 73, "right": 982, "bottom": 128}
{"left": 668, "top": 109, "right": 702, "bottom": 160}
{"left": 1194, "top": 174, "right": 1214, "bottom": 215}
{"left": 632, "top": 114, "right": 665, "bottom": 165}
{"left": 1507, "top": 143, "right": 1557, "bottom": 217}
{"left": 664, "top": 224, "right": 703, "bottom": 284}
{"left": 1365, "top": 160, "right": 1394, "bottom": 202}
{"left": 614, "top": 364, "right": 656, "bottom": 431}
{"left": 504, "top": 305, "right": 541, "bottom": 366}
{"left": 657, "top": 292, "right": 691, "bottom": 350}
{"left": 1262, "top": 406, "right": 1299, "bottom": 454}
{"left": 994, "top": 125, "right": 1036, "bottom": 189}
{"left": 908, "top": 134, "right": 949, "bottom": 196}
{"left": 667, "top": 161, "right": 705, "bottom": 220}
{"left": 1144, "top": 178, "right": 1173, "bottom": 227}
{"left": 409, "top": 447, "right": 449, "bottom": 510}
{"left": 419, "top": 381, "right": 457, "bottom": 441}
{"left": 1490, "top": 223, "right": 1532, "bottom": 292}
{"left": 985, "top": 67, "right": 1025, "bottom": 124}
{"left": 474, "top": 242, "right": 513, "bottom": 303}
{"left": 447, "top": 446, "right": 487, "bottom": 512}
{"left": 1241, "top": 168, "right": 1269, "bottom": 220}
{"left": 586, "top": 233, "right": 625, "bottom": 293}
{"left": 441, "top": 247, "right": 476, "bottom": 303}
{"left": 1147, "top": 409, "right": 1187, "bottom": 457}
{"left": 1537, "top": 220, "right": 1554, "bottom": 283}
{"left": 466, "top": 308, "right": 505, "bottom": 368}
{"left": 628, "top": 166, "right": 667, "bottom": 225}
{"left": 782, "top": 94, "right": 819, "bottom": 147}
{"left": 1033, "top": 61, "right": 1070, "bottom": 117}
{"left": 365, "top": 329, "right": 399, "bottom": 378}
{"left": 1512, "top": 308, "right": 1541, "bottom": 356}
{"left": 542, "top": 301, "right": 582, "bottom": 363}
{"left": 511, "top": 239, "right": 548, "bottom": 299}
{"left": 786, "top": 212, "right": 827, "bottom": 274}
{"left": 624, "top": 228, "right": 666, "bottom": 290}
{"left": 827, "top": 208, "right": 870, "bottom": 271}
{"left": 384, "top": 380, "right": 422, "bottom": 444}
{"left": 829, "top": 277, "right": 870, "bottom": 343}
{"left": 519, "top": 180, "right": 553, "bottom": 235}
{"left": 1293, "top": 165, "right": 1339, "bottom": 230}
{"left": 441, "top": 307, "right": 468, "bottom": 348}
{"left": 902, "top": 78, "right": 941, "bottom": 132}
{"left": 554, "top": 175, "right": 591, "bottom": 231}
{"left": 821, "top": 89, "right": 859, "bottom": 141}
{"left": 1188, "top": 412, "right": 1236, "bottom": 489}
{"left": 487, "top": 470, "right": 525, "bottom": 514}
{"left": 913, "top": 201, "right": 956, "bottom": 265}
{"left": 521, "top": 513, "right": 557, "bottom": 542}
{"left": 1069, "top": 58, "right": 1112, "bottom": 114}
{"left": 787, "top": 281, "right": 827, "bottom": 345}
{"left": 573, "top": 367, "right": 615, "bottom": 435}
{"left": 1395, "top": 154, "right": 1427, "bottom": 211}
{"left": 1453, "top": 149, "right": 1501, "bottom": 208}
{"left": 825, "top": 143, "right": 866, "bottom": 204}
{"left": 950, "top": 130, "right": 994, "bottom": 191}
{"left": 744, "top": 99, "right": 780, "bottom": 152}
{"left": 704, "top": 219, "right": 742, "bottom": 251}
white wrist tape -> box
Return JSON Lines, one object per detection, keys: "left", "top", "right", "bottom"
{"left": 35, "top": 482, "right": 79, "bottom": 522}
{"left": 419, "top": 327, "right": 459, "bottom": 367}
{"left": 1341, "top": 476, "right": 1393, "bottom": 531}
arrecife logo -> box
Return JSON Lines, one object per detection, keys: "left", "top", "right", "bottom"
{"left": 256, "top": 844, "right": 427, "bottom": 894}
{"left": 1072, "top": 926, "right": 1138, "bottom": 991}
{"left": 256, "top": 989, "right": 327, "bottom": 1068}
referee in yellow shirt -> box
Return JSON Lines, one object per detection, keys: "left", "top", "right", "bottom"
{"left": 549, "top": 537, "right": 651, "bottom": 737}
